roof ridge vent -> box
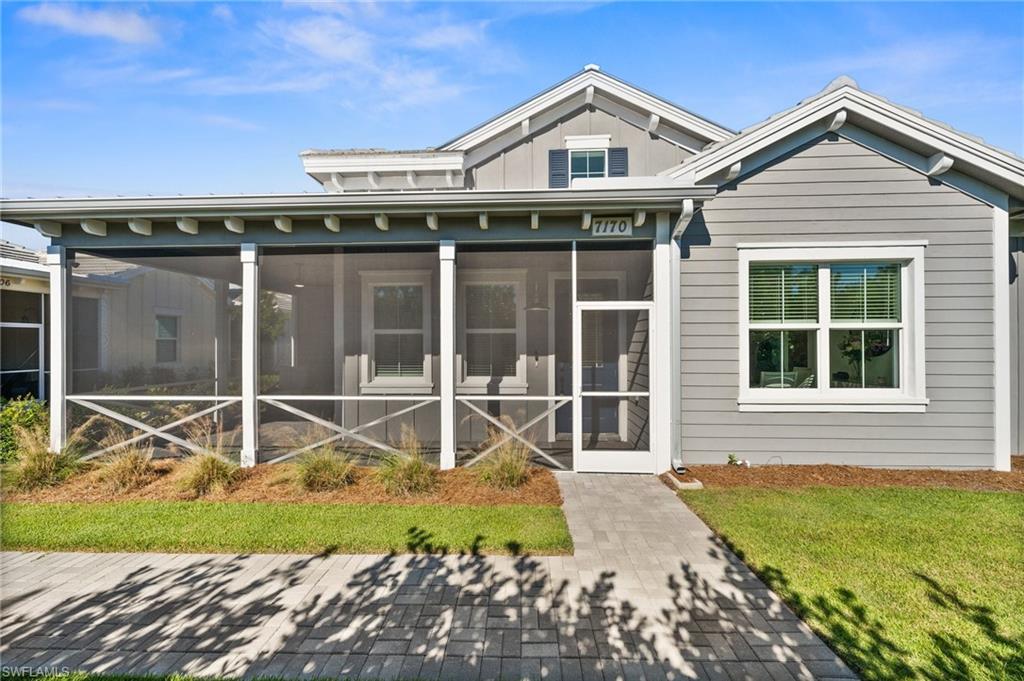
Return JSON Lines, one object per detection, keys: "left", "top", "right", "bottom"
{"left": 583, "top": 63, "right": 600, "bottom": 72}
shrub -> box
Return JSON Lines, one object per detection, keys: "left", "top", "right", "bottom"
{"left": 375, "top": 426, "right": 438, "bottom": 497}
{"left": 477, "top": 423, "right": 532, "bottom": 490}
{"left": 9, "top": 424, "right": 80, "bottom": 490}
{"left": 296, "top": 447, "right": 356, "bottom": 492}
{"left": 0, "top": 398, "right": 48, "bottom": 463}
{"left": 178, "top": 453, "right": 239, "bottom": 497}
{"left": 98, "top": 440, "right": 155, "bottom": 493}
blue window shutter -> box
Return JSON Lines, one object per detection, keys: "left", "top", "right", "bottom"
{"left": 549, "top": 149, "right": 569, "bottom": 188}
{"left": 608, "top": 148, "right": 628, "bottom": 177}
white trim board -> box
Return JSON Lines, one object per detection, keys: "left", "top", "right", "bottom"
{"left": 993, "top": 203, "right": 1012, "bottom": 471}
{"left": 737, "top": 241, "right": 928, "bottom": 413}
{"left": 442, "top": 68, "right": 733, "bottom": 153}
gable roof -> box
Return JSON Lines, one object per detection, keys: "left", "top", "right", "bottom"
{"left": 662, "top": 76, "right": 1024, "bottom": 203}
{"left": 440, "top": 65, "right": 735, "bottom": 154}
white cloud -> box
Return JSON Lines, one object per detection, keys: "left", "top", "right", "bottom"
{"left": 410, "top": 22, "right": 487, "bottom": 50}
{"left": 186, "top": 71, "right": 336, "bottom": 96}
{"left": 18, "top": 3, "right": 161, "bottom": 45}
{"left": 274, "top": 16, "right": 373, "bottom": 63}
{"left": 66, "top": 63, "right": 198, "bottom": 87}
{"left": 196, "top": 114, "right": 262, "bottom": 132}
{"left": 211, "top": 5, "right": 235, "bottom": 24}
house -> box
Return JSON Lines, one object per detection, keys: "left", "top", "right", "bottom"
{"left": 0, "top": 239, "right": 239, "bottom": 401}
{"left": 1, "top": 66, "right": 1021, "bottom": 471}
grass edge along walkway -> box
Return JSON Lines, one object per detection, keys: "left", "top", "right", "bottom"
{"left": 1, "top": 500, "right": 573, "bottom": 555}
{"left": 680, "top": 486, "right": 1024, "bottom": 681}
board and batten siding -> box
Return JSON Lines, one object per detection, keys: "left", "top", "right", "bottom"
{"left": 467, "top": 107, "right": 693, "bottom": 190}
{"left": 679, "top": 133, "right": 996, "bottom": 468}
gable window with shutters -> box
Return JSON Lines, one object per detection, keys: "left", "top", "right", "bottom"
{"left": 360, "top": 271, "right": 433, "bottom": 394}
{"left": 738, "top": 242, "right": 928, "bottom": 412}
{"left": 549, "top": 139, "right": 628, "bottom": 188}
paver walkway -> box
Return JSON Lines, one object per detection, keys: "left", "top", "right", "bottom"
{"left": 1, "top": 474, "right": 855, "bottom": 680}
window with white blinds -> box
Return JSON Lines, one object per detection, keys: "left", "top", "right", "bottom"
{"left": 831, "top": 263, "right": 901, "bottom": 323}
{"left": 749, "top": 264, "right": 818, "bottom": 323}
{"left": 360, "top": 270, "right": 433, "bottom": 391}
{"left": 372, "top": 284, "right": 424, "bottom": 378}
{"left": 464, "top": 283, "right": 518, "bottom": 378}
{"left": 744, "top": 254, "right": 913, "bottom": 399}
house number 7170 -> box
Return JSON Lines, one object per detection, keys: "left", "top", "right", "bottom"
{"left": 591, "top": 217, "right": 633, "bottom": 236}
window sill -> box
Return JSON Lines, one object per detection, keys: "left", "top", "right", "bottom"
{"left": 360, "top": 381, "right": 434, "bottom": 395}
{"left": 738, "top": 396, "right": 929, "bottom": 413}
{"left": 456, "top": 381, "right": 528, "bottom": 396}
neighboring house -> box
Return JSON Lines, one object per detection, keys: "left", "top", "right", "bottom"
{"left": 1, "top": 66, "right": 1021, "bottom": 471}
{"left": 0, "top": 239, "right": 232, "bottom": 400}
{"left": 1, "top": 240, "right": 49, "bottom": 399}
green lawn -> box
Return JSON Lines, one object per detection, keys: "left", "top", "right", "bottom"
{"left": 1, "top": 501, "right": 572, "bottom": 555}
{"left": 681, "top": 487, "right": 1024, "bottom": 681}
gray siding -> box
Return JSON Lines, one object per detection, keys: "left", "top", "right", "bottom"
{"left": 679, "top": 132, "right": 996, "bottom": 469}
{"left": 1012, "top": 236, "right": 1022, "bottom": 455}
{"left": 468, "top": 107, "right": 693, "bottom": 190}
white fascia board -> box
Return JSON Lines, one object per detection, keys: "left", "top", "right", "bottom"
{"left": 0, "top": 186, "right": 719, "bottom": 226}
{"left": 665, "top": 86, "right": 1024, "bottom": 197}
{"left": 0, "top": 258, "right": 47, "bottom": 276}
{"left": 442, "top": 71, "right": 733, "bottom": 153}
{"left": 301, "top": 151, "right": 465, "bottom": 174}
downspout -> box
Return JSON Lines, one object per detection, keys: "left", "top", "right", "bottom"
{"left": 671, "top": 199, "right": 701, "bottom": 474}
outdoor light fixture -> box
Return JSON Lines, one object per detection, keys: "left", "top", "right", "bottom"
{"left": 524, "top": 279, "right": 548, "bottom": 312}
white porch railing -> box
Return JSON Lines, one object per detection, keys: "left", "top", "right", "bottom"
{"left": 67, "top": 394, "right": 240, "bottom": 462}
{"left": 256, "top": 395, "right": 440, "bottom": 463}
{"left": 455, "top": 395, "right": 570, "bottom": 469}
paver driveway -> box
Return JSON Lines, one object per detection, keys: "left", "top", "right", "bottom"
{"left": 0, "top": 474, "right": 855, "bottom": 680}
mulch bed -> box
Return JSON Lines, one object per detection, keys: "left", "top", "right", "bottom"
{"left": 662, "top": 455, "right": 1024, "bottom": 492}
{"left": 3, "top": 461, "right": 562, "bottom": 506}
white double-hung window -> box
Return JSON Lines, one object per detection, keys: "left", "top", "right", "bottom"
{"left": 739, "top": 242, "right": 927, "bottom": 412}
{"left": 457, "top": 270, "right": 526, "bottom": 392}
{"left": 360, "top": 271, "right": 432, "bottom": 393}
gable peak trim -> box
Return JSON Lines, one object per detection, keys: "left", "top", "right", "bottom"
{"left": 440, "top": 68, "right": 734, "bottom": 154}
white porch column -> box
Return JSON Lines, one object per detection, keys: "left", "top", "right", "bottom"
{"left": 240, "top": 243, "right": 259, "bottom": 467}
{"left": 46, "top": 245, "right": 68, "bottom": 453}
{"left": 652, "top": 213, "right": 675, "bottom": 473}
{"left": 439, "top": 240, "right": 456, "bottom": 469}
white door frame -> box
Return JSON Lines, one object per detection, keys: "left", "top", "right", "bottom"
{"left": 572, "top": 298, "right": 656, "bottom": 473}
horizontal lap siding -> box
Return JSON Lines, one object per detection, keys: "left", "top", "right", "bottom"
{"left": 679, "top": 134, "right": 995, "bottom": 468}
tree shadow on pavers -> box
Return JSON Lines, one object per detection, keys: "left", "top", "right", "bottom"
{"left": 2, "top": 537, "right": 850, "bottom": 680}
{"left": 1, "top": 553, "right": 330, "bottom": 677}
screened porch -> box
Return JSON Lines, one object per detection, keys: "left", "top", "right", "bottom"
{"left": 57, "top": 239, "right": 660, "bottom": 472}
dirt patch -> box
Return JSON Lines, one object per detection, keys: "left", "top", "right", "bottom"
{"left": 3, "top": 460, "right": 562, "bottom": 506}
{"left": 662, "top": 455, "right": 1024, "bottom": 492}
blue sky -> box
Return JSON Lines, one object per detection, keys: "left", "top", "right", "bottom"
{"left": 3, "top": 1, "right": 1022, "bottom": 249}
